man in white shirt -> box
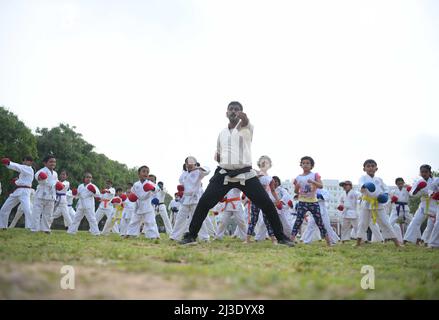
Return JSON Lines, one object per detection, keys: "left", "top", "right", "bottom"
{"left": 179, "top": 101, "right": 293, "bottom": 246}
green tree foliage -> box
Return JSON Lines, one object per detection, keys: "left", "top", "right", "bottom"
{"left": 0, "top": 106, "right": 38, "bottom": 202}
{"left": 34, "top": 124, "right": 138, "bottom": 190}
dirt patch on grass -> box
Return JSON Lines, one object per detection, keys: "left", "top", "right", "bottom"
{"left": 0, "top": 262, "right": 216, "bottom": 299}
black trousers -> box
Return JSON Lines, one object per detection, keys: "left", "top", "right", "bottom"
{"left": 188, "top": 168, "right": 287, "bottom": 241}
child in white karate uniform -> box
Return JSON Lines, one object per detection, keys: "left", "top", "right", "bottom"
{"left": 404, "top": 165, "right": 438, "bottom": 245}
{"left": 388, "top": 178, "right": 412, "bottom": 243}
{"left": 338, "top": 180, "right": 359, "bottom": 242}
{"left": 355, "top": 159, "right": 401, "bottom": 247}
{"left": 126, "top": 166, "right": 160, "bottom": 239}
{"left": 152, "top": 180, "right": 173, "bottom": 235}
{"left": 216, "top": 188, "right": 247, "bottom": 240}
{"left": 168, "top": 193, "right": 181, "bottom": 227}
{"left": 120, "top": 184, "right": 135, "bottom": 236}
{"left": 33, "top": 155, "right": 64, "bottom": 233}
{"left": 67, "top": 172, "right": 101, "bottom": 235}
{"left": 50, "top": 169, "right": 73, "bottom": 229}
{"left": 426, "top": 177, "right": 439, "bottom": 248}
{"left": 246, "top": 156, "right": 278, "bottom": 243}
{"left": 0, "top": 156, "right": 34, "bottom": 230}
{"left": 66, "top": 189, "right": 76, "bottom": 222}
{"left": 170, "top": 157, "right": 211, "bottom": 241}
{"left": 271, "top": 176, "right": 293, "bottom": 239}
{"left": 102, "top": 188, "right": 125, "bottom": 235}
{"left": 95, "top": 179, "right": 116, "bottom": 229}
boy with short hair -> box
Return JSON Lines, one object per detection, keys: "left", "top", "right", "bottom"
{"left": 67, "top": 172, "right": 101, "bottom": 235}
{"left": 355, "top": 159, "right": 401, "bottom": 247}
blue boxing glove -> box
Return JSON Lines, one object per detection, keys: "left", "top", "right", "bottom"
{"left": 362, "top": 182, "right": 376, "bottom": 193}
{"left": 377, "top": 193, "right": 389, "bottom": 204}
{"left": 151, "top": 198, "right": 160, "bottom": 206}
{"left": 317, "top": 193, "right": 324, "bottom": 200}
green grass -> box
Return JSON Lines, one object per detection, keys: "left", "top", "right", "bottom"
{"left": 1, "top": 229, "right": 438, "bottom": 299}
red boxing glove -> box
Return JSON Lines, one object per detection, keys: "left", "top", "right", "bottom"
{"left": 87, "top": 184, "right": 97, "bottom": 194}
{"left": 111, "top": 197, "right": 122, "bottom": 204}
{"left": 414, "top": 181, "right": 427, "bottom": 194}
{"left": 337, "top": 205, "right": 344, "bottom": 212}
{"left": 288, "top": 200, "right": 293, "bottom": 208}
{"left": 55, "top": 181, "right": 64, "bottom": 191}
{"left": 128, "top": 193, "right": 138, "bottom": 202}
{"left": 276, "top": 201, "right": 283, "bottom": 210}
{"left": 406, "top": 186, "right": 412, "bottom": 192}
{"left": 38, "top": 172, "right": 48, "bottom": 180}
{"left": 431, "top": 192, "right": 439, "bottom": 201}
{"left": 143, "top": 183, "right": 155, "bottom": 192}
{"left": 1, "top": 158, "right": 10, "bottom": 166}
{"left": 177, "top": 185, "right": 184, "bottom": 192}
{"left": 72, "top": 188, "right": 78, "bottom": 196}
{"left": 391, "top": 195, "right": 398, "bottom": 203}
{"left": 120, "top": 194, "right": 128, "bottom": 201}
{"left": 177, "top": 191, "right": 184, "bottom": 198}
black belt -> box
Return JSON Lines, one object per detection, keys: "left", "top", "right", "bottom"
{"left": 220, "top": 166, "right": 252, "bottom": 177}
{"left": 210, "top": 166, "right": 252, "bottom": 184}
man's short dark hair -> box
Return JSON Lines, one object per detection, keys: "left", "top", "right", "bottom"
{"left": 23, "top": 155, "right": 33, "bottom": 162}
{"left": 228, "top": 101, "right": 243, "bottom": 111}
{"left": 395, "top": 177, "right": 404, "bottom": 185}
{"left": 116, "top": 187, "right": 123, "bottom": 193}
{"left": 272, "top": 176, "right": 281, "bottom": 186}
{"left": 363, "top": 159, "right": 377, "bottom": 167}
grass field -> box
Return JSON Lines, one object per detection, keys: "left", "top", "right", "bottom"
{"left": 1, "top": 229, "right": 438, "bottom": 300}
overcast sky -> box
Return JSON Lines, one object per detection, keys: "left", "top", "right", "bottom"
{"left": 1, "top": 0, "right": 438, "bottom": 192}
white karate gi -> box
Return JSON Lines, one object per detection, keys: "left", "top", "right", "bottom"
{"left": 50, "top": 180, "right": 72, "bottom": 228}
{"left": 357, "top": 175, "right": 397, "bottom": 241}
{"left": 170, "top": 168, "right": 211, "bottom": 241}
{"left": 67, "top": 183, "right": 101, "bottom": 235}
{"left": 32, "top": 167, "right": 58, "bottom": 232}
{"left": 0, "top": 162, "right": 34, "bottom": 229}
{"left": 404, "top": 177, "right": 438, "bottom": 244}
{"left": 95, "top": 187, "right": 115, "bottom": 228}
{"left": 216, "top": 188, "right": 247, "bottom": 240}
{"left": 254, "top": 175, "right": 275, "bottom": 241}
{"left": 168, "top": 199, "right": 181, "bottom": 226}
{"left": 339, "top": 190, "right": 360, "bottom": 241}
{"left": 154, "top": 187, "right": 173, "bottom": 235}
{"left": 102, "top": 197, "right": 124, "bottom": 235}
{"left": 388, "top": 187, "right": 412, "bottom": 243}
{"left": 66, "top": 190, "right": 76, "bottom": 221}
{"left": 127, "top": 180, "right": 160, "bottom": 238}
{"left": 427, "top": 178, "right": 439, "bottom": 248}
{"left": 120, "top": 197, "right": 135, "bottom": 236}
{"left": 9, "top": 189, "right": 35, "bottom": 229}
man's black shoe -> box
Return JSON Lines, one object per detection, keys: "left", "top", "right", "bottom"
{"left": 179, "top": 233, "right": 197, "bottom": 245}
{"left": 278, "top": 239, "right": 295, "bottom": 247}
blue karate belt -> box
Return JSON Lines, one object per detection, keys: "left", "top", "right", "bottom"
{"left": 395, "top": 201, "right": 407, "bottom": 220}
{"left": 55, "top": 192, "right": 66, "bottom": 210}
